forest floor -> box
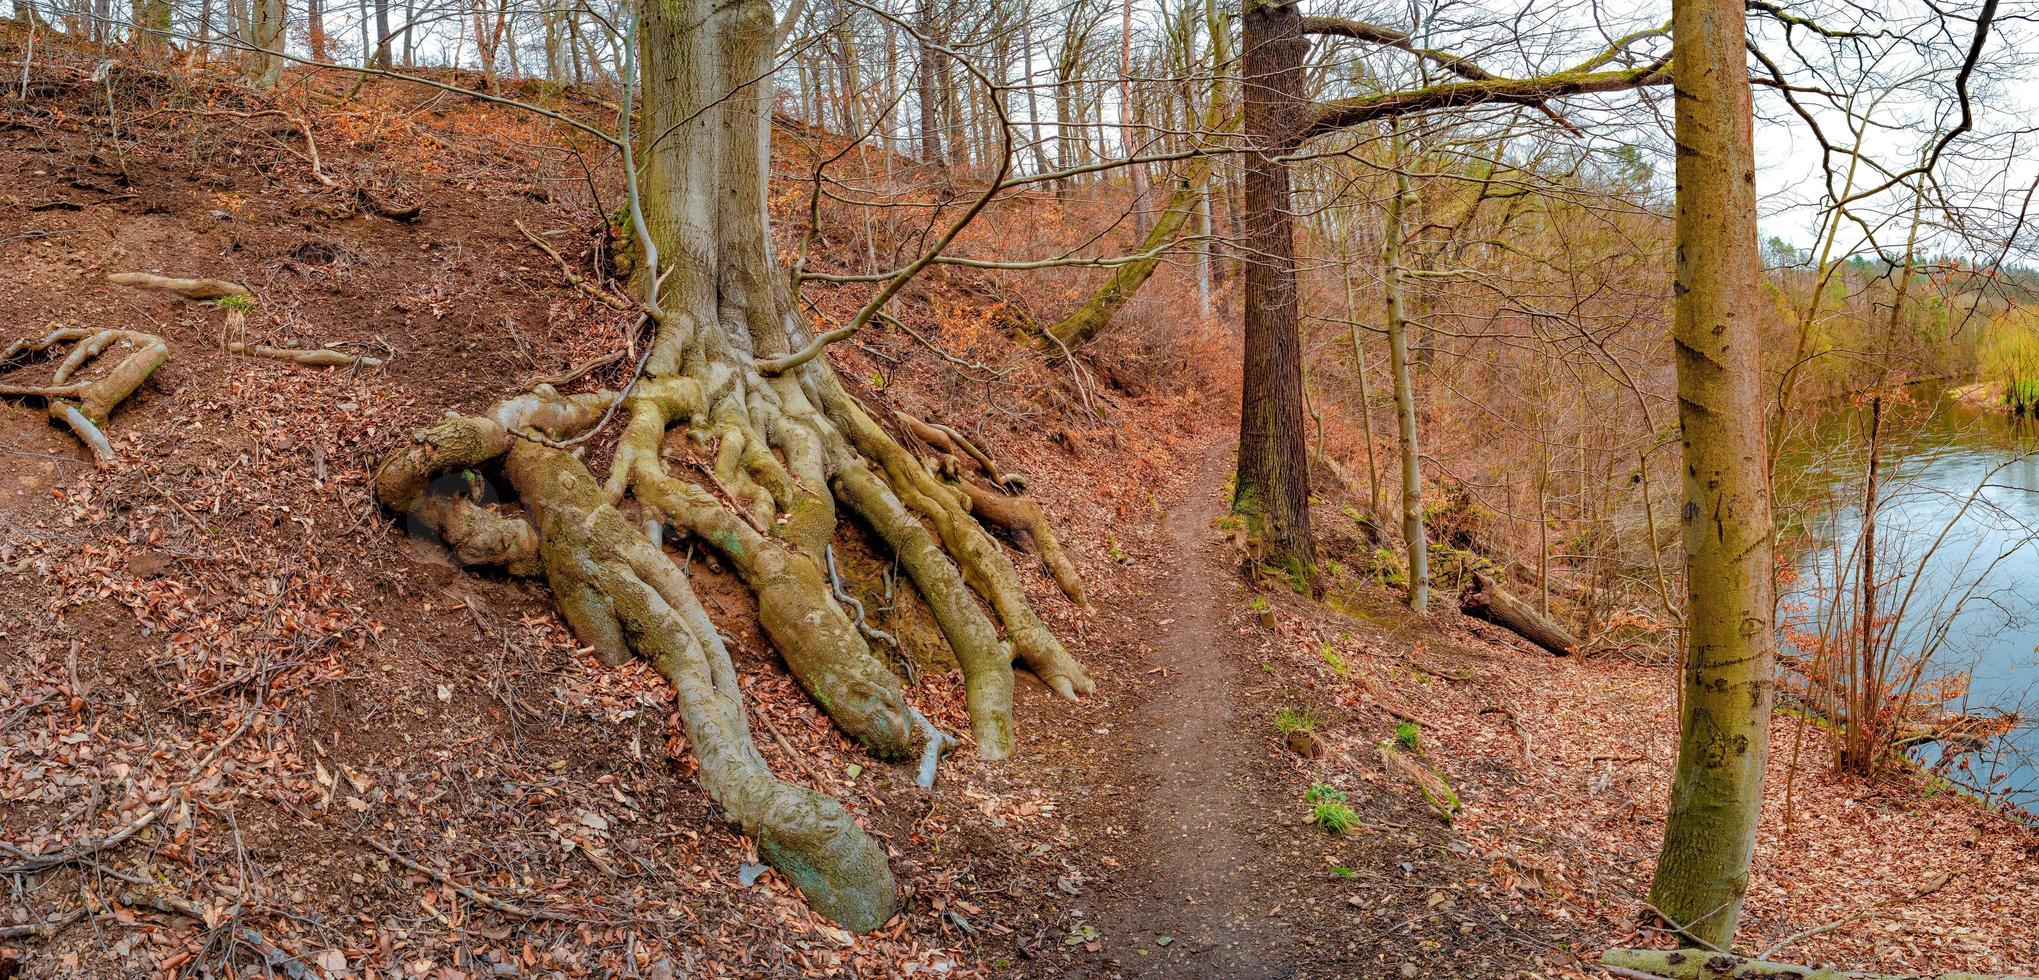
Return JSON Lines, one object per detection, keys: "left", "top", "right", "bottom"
{"left": 2, "top": 25, "right": 2038, "bottom": 979}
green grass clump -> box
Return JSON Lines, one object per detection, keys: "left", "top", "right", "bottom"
{"left": 1275, "top": 707, "right": 1317, "bottom": 735}
{"left": 1318, "top": 641, "right": 1349, "bottom": 677}
{"left": 213, "top": 294, "right": 255, "bottom": 313}
{"left": 1313, "top": 801, "right": 1360, "bottom": 834}
{"left": 1395, "top": 720, "right": 1421, "bottom": 751}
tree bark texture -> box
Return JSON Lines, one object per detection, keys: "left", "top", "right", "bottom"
{"left": 1234, "top": 0, "right": 1313, "bottom": 570}
{"left": 1646, "top": 0, "right": 1778, "bottom": 950}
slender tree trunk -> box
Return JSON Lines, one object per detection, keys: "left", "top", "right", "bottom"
{"left": 1196, "top": 184, "right": 1214, "bottom": 314}
{"left": 1021, "top": 18, "right": 1053, "bottom": 175}
{"left": 914, "top": 0, "right": 943, "bottom": 167}
{"left": 1845, "top": 396, "right": 1882, "bottom": 771}
{"left": 1646, "top": 0, "right": 1777, "bottom": 949}
{"left": 307, "top": 0, "right": 327, "bottom": 60}
{"left": 195, "top": 0, "right": 213, "bottom": 62}
{"left": 1120, "top": 0, "right": 1149, "bottom": 237}
{"left": 1343, "top": 266, "right": 1382, "bottom": 527}
{"left": 372, "top": 0, "right": 391, "bottom": 67}
{"left": 1382, "top": 131, "right": 1426, "bottom": 611}
{"left": 1233, "top": 0, "right": 1312, "bottom": 570}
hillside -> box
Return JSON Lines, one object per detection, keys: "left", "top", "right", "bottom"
{"left": 4, "top": 20, "right": 2039, "bottom": 980}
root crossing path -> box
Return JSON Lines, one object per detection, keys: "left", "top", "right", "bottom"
{"left": 1075, "top": 442, "right": 1308, "bottom": 977}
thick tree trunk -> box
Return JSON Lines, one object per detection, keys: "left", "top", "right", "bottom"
{"left": 1646, "top": 0, "right": 1777, "bottom": 951}
{"left": 372, "top": 0, "right": 392, "bottom": 68}
{"left": 244, "top": 0, "right": 283, "bottom": 89}
{"left": 1234, "top": 0, "right": 1313, "bottom": 571}
{"left": 1461, "top": 572, "right": 1580, "bottom": 656}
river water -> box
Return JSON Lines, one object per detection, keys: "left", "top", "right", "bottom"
{"left": 1780, "top": 386, "right": 2039, "bottom": 818}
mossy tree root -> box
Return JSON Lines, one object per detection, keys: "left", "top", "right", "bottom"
{"left": 368, "top": 0, "right": 1094, "bottom": 929}
{"left": 0, "top": 327, "right": 168, "bottom": 468}
{"left": 894, "top": 409, "right": 1093, "bottom": 612}
{"left": 373, "top": 391, "right": 898, "bottom": 930}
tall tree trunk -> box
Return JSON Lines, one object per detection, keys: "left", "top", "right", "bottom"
{"left": 914, "top": 0, "right": 943, "bottom": 167}
{"left": 1646, "top": 0, "right": 1776, "bottom": 950}
{"left": 1383, "top": 125, "right": 1427, "bottom": 612}
{"left": 1343, "top": 266, "right": 1382, "bottom": 522}
{"left": 1119, "top": 0, "right": 1149, "bottom": 237}
{"left": 372, "top": 0, "right": 391, "bottom": 67}
{"left": 244, "top": 0, "right": 283, "bottom": 88}
{"left": 307, "top": 0, "right": 327, "bottom": 60}
{"left": 1233, "top": 0, "right": 1312, "bottom": 571}
{"left": 1021, "top": 17, "right": 1053, "bottom": 175}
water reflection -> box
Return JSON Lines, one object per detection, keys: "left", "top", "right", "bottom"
{"left": 1780, "top": 387, "right": 2039, "bottom": 817}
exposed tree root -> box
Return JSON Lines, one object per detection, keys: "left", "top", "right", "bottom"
{"left": 369, "top": 0, "right": 1092, "bottom": 929}
{"left": 514, "top": 219, "right": 634, "bottom": 311}
{"left": 1602, "top": 948, "right": 2036, "bottom": 979}
{"left": 106, "top": 271, "right": 251, "bottom": 300}
{"left": 895, "top": 410, "right": 1092, "bottom": 612}
{"left": 228, "top": 341, "right": 384, "bottom": 369}
{"left": 375, "top": 364, "right": 1093, "bottom": 926}
{"left": 0, "top": 326, "right": 167, "bottom": 468}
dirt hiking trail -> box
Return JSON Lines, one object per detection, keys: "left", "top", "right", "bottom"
{"left": 1080, "top": 442, "right": 1300, "bottom": 976}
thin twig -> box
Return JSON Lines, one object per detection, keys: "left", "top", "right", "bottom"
{"left": 513, "top": 219, "right": 633, "bottom": 311}
{"left": 365, "top": 838, "right": 588, "bottom": 923}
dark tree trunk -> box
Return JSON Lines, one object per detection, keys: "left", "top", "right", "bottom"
{"left": 1233, "top": 0, "right": 1313, "bottom": 571}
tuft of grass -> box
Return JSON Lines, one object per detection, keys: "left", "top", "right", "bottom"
{"left": 1395, "top": 720, "right": 1421, "bottom": 751}
{"left": 1319, "top": 641, "right": 1349, "bottom": 677}
{"left": 1275, "top": 707, "right": 1316, "bottom": 735}
{"left": 1312, "top": 801, "right": 1360, "bottom": 835}
{"left": 213, "top": 293, "right": 255, "bottom": 313}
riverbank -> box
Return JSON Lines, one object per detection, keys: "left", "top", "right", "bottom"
{"left": 1240, "top": 579, "right": 2039, "bottom": 974}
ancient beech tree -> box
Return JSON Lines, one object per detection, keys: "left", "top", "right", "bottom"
{"left": 374, "top": 0, "right": 1093, "bottom": 932}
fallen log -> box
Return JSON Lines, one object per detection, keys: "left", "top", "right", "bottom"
{"left": 106, "top": 272, "right": 251, "bottom": 300}
{"left": 1603, "top": 948, "right": 2037, "bottom": 980}
{"left": 1460, "top": 571, "right": 1580, "bottom": 656}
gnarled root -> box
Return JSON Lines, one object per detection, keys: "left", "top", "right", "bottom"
{"left": 0, "top": 327, "right": 167, "bottom": 468}
{"left": 951, "top": 479, "right": 1093, "bottom": 614}
{"left": 816, "top": 378, "right": 1095, "bottom": 707}
{"left": 229, "top": 342, "right": 385, "bottom": 369}
{"left": 106, "top": 272, "right": 251, "bottom": 300}
{"left": 373, "top": 391, "right": 898, "bottom": 929}
{"left": 894, "top": 410, "right": 1092, "bottom": 612}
